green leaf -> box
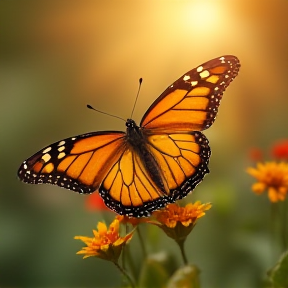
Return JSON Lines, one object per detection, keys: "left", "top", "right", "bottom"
{"left": 268, "top": 250, "right": 288, "bottom": 288}
{"left": 138, "top": 252, "right": 173, "bottom": 288}
{"left": 167, "top": 264, "right": 201, "bottom": 288}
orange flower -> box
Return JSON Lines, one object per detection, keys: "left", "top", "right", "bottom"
{"left": 150, "top": 202, "right": 211, "bottom": 241}
{"left": 247, "top": 162, "right": 288, "bottom": 202}
{"left": 271, "top": 139, "right": 288, "bottom": 160}
{"left": 74, "top": 219, "right": 133, "bottom": 261}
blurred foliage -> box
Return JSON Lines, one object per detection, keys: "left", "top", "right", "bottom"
{"left": 268, "top": 250, "right": 288, "bottom": 288}
{"left": 167, "top": 265, "right": 201, "bottom": 288}
{"left": 138, "top": 254, "right": 171, "bottom": 288}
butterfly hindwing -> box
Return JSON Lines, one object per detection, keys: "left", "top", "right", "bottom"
{"left": 18, "top": 132, "right": 126, "bottom": 194}
{"left": 99, "top": 146, "right": 169, "bottom": 217}
{"left": 99, "top": 131, "right": 210, "bottom": 217}
{"left": 145, "top": 131, "right": 210, "bottom": 191}
{"left": 140, "top": 55, "right": 240, "bottom": 132}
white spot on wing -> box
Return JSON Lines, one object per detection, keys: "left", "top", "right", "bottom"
{"left": 42, "top": 153, "right": 51, "bottom": 163}
{"left": 196, "top": 66, "right": 203, "bottom": 72}
{"left": 183, "top": 75, "right": 190, "bottom": 81}
{"left": 199, "top": 70, "right": 210, "bottom": 78}
{"left": 58, "top": 140, "right": 65, "bottom": 146}
{"left": 58, "top": 152, "right": 66, "bottom": 159}
{"left": 58, "top": 146, "right": 65, "bottom": 152}
{"left": 42, "top": 147, "right": 52, "bottom": 154}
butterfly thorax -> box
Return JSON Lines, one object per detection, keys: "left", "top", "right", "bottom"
{"left": 125, "top": 118, "right": 168, "bottom": 194}
{"left": 125, "top": 119, "right": 150, "bottom": 148}
{"left": 125, "top": 118, "right": 149, "bottom": 149}
{"left": 126, "top": 118, "right": 138, "bottom": 129}
{"left": 126, "top": 119, "right": 142, "bottom": 144}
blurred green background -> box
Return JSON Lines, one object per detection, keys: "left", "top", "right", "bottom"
{"left": 1, "top": 0, "right": 288, "bottom": 287}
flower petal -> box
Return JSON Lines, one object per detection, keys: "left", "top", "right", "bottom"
{"left": 97, "top": 222, "right": 108, "bottom": 235}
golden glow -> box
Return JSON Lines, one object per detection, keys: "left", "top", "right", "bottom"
{"left": 183, "top": 1, "right": 223, "bottom": 31}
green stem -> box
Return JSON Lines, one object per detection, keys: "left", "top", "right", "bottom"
{"left": 123, "top": 242, "right": 138, "bottom": 284}
{"left": 270, "top": 203, "right": 277, "bottom": 255}
{"left": 177, "top": 238, "right": 188, "bottom": 265}
{"left": 137, "top": 226, "right": 148, "bottom": 258}
{"left": 281, "top": 201, "right": 287, "bottom": 250}
{"left": 122, "top": 223, "right": 129, "bottom": 270}
{"left": 113, "top": 261, "right": 135, "bottom": 288}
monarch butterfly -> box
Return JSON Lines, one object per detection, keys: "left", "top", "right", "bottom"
{"left": 18, "top": 55, "right": 240, "bottom": 217}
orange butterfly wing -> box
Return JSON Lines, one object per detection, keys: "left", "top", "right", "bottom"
{"left": 140, "top": 55, "right": 240, "bottom": 132}
{"left": 99, "top": 144, "right": 168, "bottom": 216}
{"left": 18, "top": 55, "right": 240, "bottom": 217}
{"left": 99, "top": 131, "right": 210, "bottom": 217}
{"left": 18, "top": 132, "right": 126, "bottom": 194}
{"left": 144, "top": 131, "right": 210, "bottom": 200}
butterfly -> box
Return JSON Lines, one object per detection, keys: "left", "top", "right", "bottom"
{"left": 18, "top": 55, "right": 240, "bottom": 217}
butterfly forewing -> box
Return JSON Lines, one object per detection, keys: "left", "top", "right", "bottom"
{"left": 18, "top": 132, "right": 126, "bottom": 193}
{"left": 140, "top": 55, "right": 240, "bottom": 132}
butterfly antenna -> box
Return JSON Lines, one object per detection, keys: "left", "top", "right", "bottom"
{"left": 87, "top": 105, "right": 126, "bottom": 122}
{"left": 130, "top": 78, "right": 143, "bottom": 119}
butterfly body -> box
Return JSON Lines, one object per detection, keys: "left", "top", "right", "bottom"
{"left": 18, "top": 55, "right": 240, "bottom": 217}
{"left": 125, "top": 118, "right": 169, "bottom": 195}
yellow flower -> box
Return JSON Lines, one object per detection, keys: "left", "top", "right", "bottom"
{"left": 247, "top": 162, "right": 288, "bottom": 202}
{"left": 74, "top": 219, "right": 133, "bottom": 261}
{"left": 150, "top": 202, "right": 212, "bottom": 241}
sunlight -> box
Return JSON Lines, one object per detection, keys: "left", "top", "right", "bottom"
{"left": 183, "top": 0, "right": 224, "bottom": 31}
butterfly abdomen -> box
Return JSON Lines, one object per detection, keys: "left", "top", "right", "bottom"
{"left": 126, "top": 119, "right": 169, "bottom": 194}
